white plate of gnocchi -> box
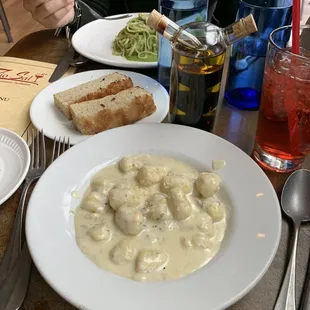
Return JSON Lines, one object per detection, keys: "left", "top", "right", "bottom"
{"left": 26, "top": 123, "right": 281, "bottom": 310}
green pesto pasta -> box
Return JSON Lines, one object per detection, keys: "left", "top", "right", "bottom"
{"left": 112, "top": 14, "right": 158, "bottom": 62}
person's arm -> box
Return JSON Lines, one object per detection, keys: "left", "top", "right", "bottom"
{"left": 22, "top": 0, "right": 112, "bottom": 29}
{"left": 23, "top": 0, "right": 239, "bottom": 34}
{"left": 23, "top": 0, "right": 75, "bottom": 28}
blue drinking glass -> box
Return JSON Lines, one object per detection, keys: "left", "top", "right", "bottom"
{"left": 225, "top": 0, "right": 292, "bottom": 110}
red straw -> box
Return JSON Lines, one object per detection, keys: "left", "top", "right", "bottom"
{"left": 292, "top": 0, "right": 301, "bottom": 54}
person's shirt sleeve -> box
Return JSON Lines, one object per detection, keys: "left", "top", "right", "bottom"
{"left": 123, "top": 0, "right": 157, "bottom": 12}
{"left": 212, "top": 0, "right": 239, "bottom": 27}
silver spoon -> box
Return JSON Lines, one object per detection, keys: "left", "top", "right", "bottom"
{"left": 299, "top": 170, "right": 310, "bottom": 310}
{"left": 274, "top": 169, "right": 310, "bottom": 310}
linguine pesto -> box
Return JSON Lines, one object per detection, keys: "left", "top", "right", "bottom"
{"left": 112, "top": 14, "right": 158, "bottom": 62}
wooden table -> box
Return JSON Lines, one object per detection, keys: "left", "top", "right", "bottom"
{"left": 1, "top": 29, "right": 310, "bottom": 310}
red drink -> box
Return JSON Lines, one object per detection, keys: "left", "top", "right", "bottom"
{"left": 254, "top": 25, "right": 310, "bottom": 172}
{"left": 256, "top": 62, "right": 310, "bottom": 158}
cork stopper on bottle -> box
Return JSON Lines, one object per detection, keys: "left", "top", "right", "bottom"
{"left": 147, "top": 9, "right": 167, "bottom": 34}
{"left": 233, "top": 14, "right": 258, "bottom": 38}
{"left": 243, "top": 14, "right": 258, "bottom": 34}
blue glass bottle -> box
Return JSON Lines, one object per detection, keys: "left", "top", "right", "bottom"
{"left": 158, "top": 0, "right": 209, "bottom": 91}
{"left": 224, "top": 0, "right": 292, "bottom": 110}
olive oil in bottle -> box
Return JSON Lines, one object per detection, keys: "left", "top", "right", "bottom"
{"left": 169, "top": 43, "right": 225, "bottom": 131}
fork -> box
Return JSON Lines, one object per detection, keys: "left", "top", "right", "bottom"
{"left": 0, "top": 135, "right": 70, "bottom": 310}
{"left": 53, "top": 14, "right": 133, "bottom": 36}
{"left": 0, "top": 129, "right": 46, "bottom": 288}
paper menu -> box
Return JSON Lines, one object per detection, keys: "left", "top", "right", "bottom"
{"left": 0, "top": 56, "right": 75, "bottom": 137}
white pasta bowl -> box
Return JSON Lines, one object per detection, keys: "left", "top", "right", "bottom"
{"left": 26, "top": 123, "right": 281, "bottom": 310}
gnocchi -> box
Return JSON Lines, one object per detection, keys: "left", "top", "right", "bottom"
{"left": 119, "top": 156, "right": 143, "bottom": 173}
{"left": 75, "top": 154, "right": 228, "bottom": 283}
{"left": 88, "top": 225, "right": 112, "bottom": 242}
{"left": 146, "top": 194, "right": 171, "bottom": 221}
{"left": 212, "top": 160, "right": 226, "bottom": 171}
{"left": 110, "top": 239, "right": 137, "bottom": 265}
{"left": 91, "top": 178, "right": 114, "bottom": 195}
{"left": 196, "top": 172, "right": 221, "bottom": 198}
{"left": 115, "top": 206, "right": 146, "bottom": 236}
{"left": 167, "top": 187, "right": 192, "bottom": 221}
{"left": 135, "top": 249, "right": 168, "bottom": 273}
{"left": 161, "top": 174, "right": 193, "bottom": 194}
{"left": 136, "top": 165, "right": 169, "bottom": 187}
{"left": 81, "top": 192, "right": 109, "bottom": 214}
{"left": 202, "top": 197, "right": 226, "bottom": 222}
{"left": 108, "top": 186, "right": 141, "bottom": 211}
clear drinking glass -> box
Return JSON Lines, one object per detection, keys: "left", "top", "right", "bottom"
{"left": 253, "top": 25, "right": 310, "bottom": 172}
{"left": 225, "top": 0, "right": 292, "bottom": 110}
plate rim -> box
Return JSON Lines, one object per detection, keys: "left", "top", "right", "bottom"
{"left": 72, "top": 13, "right": 158, "bottom": 69}
{"left": 26, "top": 123, "right": 282, "bottom": 310}
{"left": 0, "top": 128, "right": 30, "bottom": 205}
{"left": 30, "top": 69, "right": 169, "bottom": 145}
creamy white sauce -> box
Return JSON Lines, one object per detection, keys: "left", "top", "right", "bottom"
{"left": 74, "top": 154, "right": 227, "bottom": 282}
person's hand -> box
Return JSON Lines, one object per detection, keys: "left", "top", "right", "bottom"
{"left": 23, "top": 0, "right": 75, "bottom": 29}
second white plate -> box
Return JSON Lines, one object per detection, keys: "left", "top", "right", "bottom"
{"left": 0, "top": 128, "right": 30, "bottom": 205}
{"left": 72, "top": 13, "right": 158, "bottom": 69}
{"left": 30, "top": 70, "right": 169, "bottom": 145}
